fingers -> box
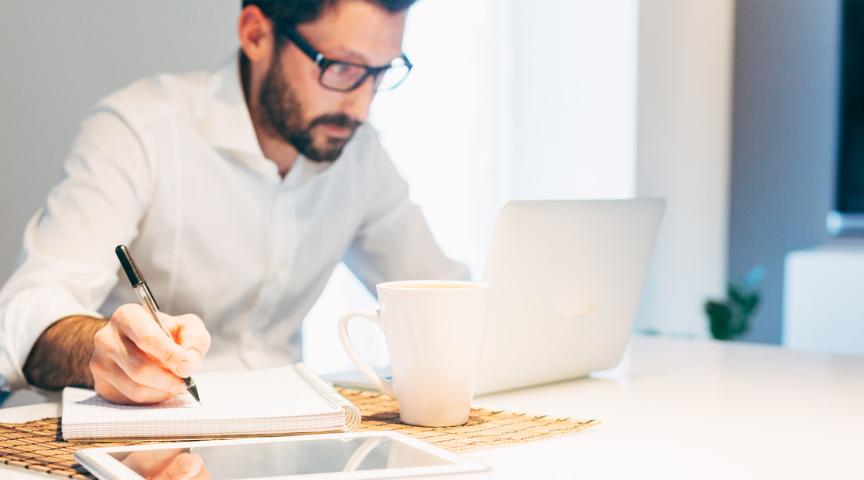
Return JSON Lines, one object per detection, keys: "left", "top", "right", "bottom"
{"left": 93, "top": 317, "right": 185, "bottom": 396}
{"left": 90, "top": 304, "right": 211, "bottom": 405}
{"left": 92, "top": 373, "right": 128, "bottom": 405}
{"left": 112, "top": 304, "right": 191, "bottom": 377}
{"left": 91, "top": 357, "right": 178, "bottom": 405}
{"left": 163, "top": 314, "right": 211, "bottom": 378}
{"left": 152, "top": 453, "right": 209, "bottom": 480}
{"left": 114, "top": 335, "right": 187, "bottom": 393}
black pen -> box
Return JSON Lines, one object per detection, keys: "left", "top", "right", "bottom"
{"left": 114, "top": 245, "right": 201, "bottom": 403}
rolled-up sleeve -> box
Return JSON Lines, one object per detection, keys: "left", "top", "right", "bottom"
{"left": 0, "top": 110, "right": 153, "bottom": 389}
{"left": 344, "top": 131, "right": 470, "bottom": 293}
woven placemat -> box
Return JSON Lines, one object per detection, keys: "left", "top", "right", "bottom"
{"left": 0, "top": 418, "right": 94, "bottom": 479}
{"left": 0, "top": 388, "right": 598, "bottom": 479}
{"left": 339, "top": 388, "right": 598, "bottom": 451}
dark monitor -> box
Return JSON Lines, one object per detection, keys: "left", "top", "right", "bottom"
{"left": 831, "top": 0, "right": 864, "bottom": 235}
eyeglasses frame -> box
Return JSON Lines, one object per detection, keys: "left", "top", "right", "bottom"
{"left": 277, "top": 24, "right": 413, "bottom": 92}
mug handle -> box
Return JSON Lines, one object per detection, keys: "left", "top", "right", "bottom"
{"left": 338, "top": 310, "right": 396, "bottom": 398}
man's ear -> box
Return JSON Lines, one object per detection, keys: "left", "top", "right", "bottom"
{"left": 238, "top": 5, "right": 276, "bottom": 65}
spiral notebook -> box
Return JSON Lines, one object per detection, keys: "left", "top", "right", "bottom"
{"left": 61, "top": 364, "right": 361, "bottom": 441}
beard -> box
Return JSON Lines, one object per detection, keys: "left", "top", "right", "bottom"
{"left": 257, "top": 50, "right": 362, "bottom": 162}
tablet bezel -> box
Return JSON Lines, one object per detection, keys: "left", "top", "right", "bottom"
{"left": 74, "top": 431, "right": 489, "bottom": 480}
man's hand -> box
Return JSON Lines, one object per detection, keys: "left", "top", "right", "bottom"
{"left": 90, "top": 304, "right": 211, "bottom": 405}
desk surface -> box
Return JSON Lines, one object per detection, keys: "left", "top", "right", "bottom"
{"left": 1, "top": 336, "right": 861, "bottom": 479}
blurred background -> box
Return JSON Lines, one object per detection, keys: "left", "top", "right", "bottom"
{"left": 0, "top": 0, "right": 860, "bottom": 375}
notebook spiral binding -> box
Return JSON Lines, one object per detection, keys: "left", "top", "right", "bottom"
{"left": 294, "top": 363, "right": 362, "bottom": 431}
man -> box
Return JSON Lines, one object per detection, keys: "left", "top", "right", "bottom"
{"left": 0, "top": 0, "right": 467, "bottom": 405}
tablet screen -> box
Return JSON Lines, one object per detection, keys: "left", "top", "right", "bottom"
{"left": 108, "top": 436, "right": 452, "bottom": 479}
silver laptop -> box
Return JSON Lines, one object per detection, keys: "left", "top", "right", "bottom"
{"left": 474, "top": 199, "right": 664, "bottom": 394}
{"left": 325, "top": 199, "right": 664, "bottom": 395}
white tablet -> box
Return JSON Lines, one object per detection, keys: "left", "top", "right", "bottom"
{"left": 74, "top": 431, "right": 488, "bottom": 480}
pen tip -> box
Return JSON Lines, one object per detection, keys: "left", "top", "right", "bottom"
{"left": 185, "top": 378, "right": 201, "bottom": 403}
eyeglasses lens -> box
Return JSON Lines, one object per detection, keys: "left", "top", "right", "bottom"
{"left": 320, "top": 58, "right": 411, "bottom": 92}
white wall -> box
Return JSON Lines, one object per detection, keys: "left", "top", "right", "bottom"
{"left": 0, "top": 0, "right": 240, "bottom": 284}
{"left": 635, "top": 0, "right": 735, "bottom": 337}
{"left": 0, "top": 0, "right": 239, "bottom": 406}
{"left": 507, "top": 0, "right": 638, "bottom": 201}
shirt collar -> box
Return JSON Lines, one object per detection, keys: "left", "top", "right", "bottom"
{"left": 197, "top": 53, "right": 339, "bottom": 185}
{"left": 198, "top": 54, "right": 266, "bottom": 159}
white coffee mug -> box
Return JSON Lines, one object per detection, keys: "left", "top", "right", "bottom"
{"left": 338, "top": 280, "right": 490, "bottom": 427}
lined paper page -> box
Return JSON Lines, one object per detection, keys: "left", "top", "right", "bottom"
{"left": 62, "top": 365, "right": 347, "bottom": 440}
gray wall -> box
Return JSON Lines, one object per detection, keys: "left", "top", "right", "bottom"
{"left": 0, "top": 1, "right": 239, "bottom": 284}
{"left": 729, "top": 0, "right": 838, "bottom": 343}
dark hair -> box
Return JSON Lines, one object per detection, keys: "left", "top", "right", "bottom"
{"left": 242, "top": 0, "right": 417, "bottom": 28}
{"left": 238, "top": 0, "right": 415, "bottom": 101}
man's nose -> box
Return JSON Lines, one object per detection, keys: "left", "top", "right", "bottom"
{"left": 339, "top": 75, "right": 376, "bottom": 122}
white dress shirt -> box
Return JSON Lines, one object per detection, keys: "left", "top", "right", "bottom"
{"left": 0, "top": 57, "right": 468, "bottom": 389}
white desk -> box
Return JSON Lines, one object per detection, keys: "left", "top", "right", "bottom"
{"left": 1, "top": 336, "right": 862, "bottom": 479}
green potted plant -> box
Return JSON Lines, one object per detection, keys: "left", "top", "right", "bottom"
{"left": 704, "top": 266, "right": 764, "bottom": 340}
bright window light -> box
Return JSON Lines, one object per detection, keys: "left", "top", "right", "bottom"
{"left": 303, "top": 0, "right": 638, "bottom": 374}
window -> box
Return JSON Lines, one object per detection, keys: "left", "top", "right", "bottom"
{"left": 302, "top": 0, "right": 639, "bottom": 374}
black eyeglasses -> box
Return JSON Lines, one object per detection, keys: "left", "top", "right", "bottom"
{"left": 279, "top": 25, "right": 413, "bottom": 92}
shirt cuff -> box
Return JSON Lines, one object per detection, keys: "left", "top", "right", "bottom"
{"left": 0, "top": 286, "right": 101, "bottom": 389}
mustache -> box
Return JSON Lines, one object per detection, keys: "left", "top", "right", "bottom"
{"left": 308, "top": 114, "right": 363, "bottom": 131}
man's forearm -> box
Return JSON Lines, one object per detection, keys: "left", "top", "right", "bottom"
{"left": 23, "top": 315, "right": 107, "bottom": 390}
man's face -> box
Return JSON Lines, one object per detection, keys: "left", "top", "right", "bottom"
{"left": 256, "top": 1, "right": 407, "bottom": 162}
